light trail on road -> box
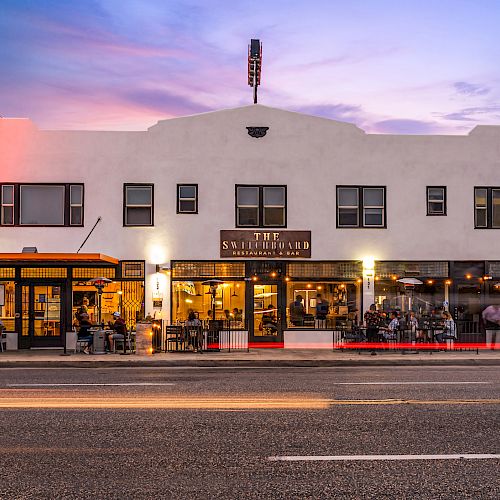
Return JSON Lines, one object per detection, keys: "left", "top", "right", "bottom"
{"left": 0, "top": 394, "right": 499, "bottom": 409}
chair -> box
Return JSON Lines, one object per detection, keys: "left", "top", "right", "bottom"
{"left": 114, "top": 328, "right": 135, "bottom": 353}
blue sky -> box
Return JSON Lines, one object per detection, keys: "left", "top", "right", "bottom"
{"left": 1, "top": 0, "right": 499, "bottom": 133}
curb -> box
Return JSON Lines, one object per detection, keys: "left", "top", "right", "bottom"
{"left": 0, "top": 358, "right": 499, "bottom": 368}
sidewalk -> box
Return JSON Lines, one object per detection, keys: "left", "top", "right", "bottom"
{"left": 0, "top": 348, "right": 499, "bottom": 368}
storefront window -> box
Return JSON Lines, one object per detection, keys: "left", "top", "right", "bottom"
{"left": 375, "top": 279, "right": 446, "bottom": 315}
{"left": 0, "top": 281, "right": 15, "bottom": 331}
{"left": 172, "top": 281, "right": 245, "bottom": 326}
{"left": 286, "top": 281, "right": 360, "bottom": 328}
{"left": 72, "top": 280, "right": 144, "bottom": 329}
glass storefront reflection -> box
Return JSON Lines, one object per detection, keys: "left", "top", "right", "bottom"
{"left": 172, "top": 281, "right": 245, "bottom": 327}
{"left": 286, "top": 281, "right": 361, "bottom": 328}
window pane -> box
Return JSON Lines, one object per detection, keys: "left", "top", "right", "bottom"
{"left": 70, "top": 206, "right": 82, "bottom": 225}
{"left": 20, "top": 185, "right": 64, "bottom": 225}
{"left": 264, "top": 207, "right": 285, "bottom": 226}
{"left": 364, "top": 208, "right": 383, "bottom": 226}
{"left": 475, "top": 208, "right": 487, "bottom": 227}
{"left": 179, "top": 200, "right": 196, "bottom": 213}
{"left": 475, "top": 188, "right": 487, "bottom": 207}
{"left": 237, "top": 187, "right": 259, "bottom": 206}
{"left": 263, "top": 187, "right": 285, "bottom": 206}
{"left": 2, "top": 206, "right": 13, "bottom": 225}
{"left": 493, "top": 190, "right": 500, "bottom": 227}
{"left": 179, "top": 185, "right": 196, "bottom": 199}
{"left": 338, "top": 188, "right": 358, "bottom": 206}
{"left": 428, "top": 188, "right": 444, "bottom": 201}
{"left": 2, "top": 185, "right": 14, "bottom": 204}
{"left": 428, "top": 202, "right": 444, "bottom": 214}
{"left": 338, "top": 208, "right": 358, "bottom": 226}
{"left": 70, "top": 185, "right": 83, "bottom": 205}
{"left": 126, "top": 186, "right": 152, "bottom": 205}
{"left": 363, "top": 188, "right": 384, "bottom": 206}
{"left": 238, "top": 207, "right": 258, "bottom": 226}
{"left": 126, "top": 207, "right": 151, "bottom": 225}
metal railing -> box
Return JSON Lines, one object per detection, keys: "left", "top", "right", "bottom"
{"left": 164, "top": 320, "right": 249, "bottom": 353}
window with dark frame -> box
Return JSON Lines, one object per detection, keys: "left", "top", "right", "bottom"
{"left": 475, "top": 187, "right": 500, "bottom": 228}
{"left": 337, "top": 186, "right": 386, "bottom": 228}
{"left": 177, "top": 184, "right": 198, "bottom": 214}
{"left": 0, "top": 183, "right": 84, "bottom": 226}
{"left": 427, "top": 186, "right": 447, "bottom": 216}
{"left": 124, "top": 184, "right": 154, "bottom": 226}
{"left": 236, "top": 185, "right": 286, "bottom": 227}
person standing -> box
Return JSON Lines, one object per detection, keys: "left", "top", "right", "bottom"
{"left": 289, "top": 295, "right": 305, "bottom": 327}
{"left": 364, "top": 304, "right": 381, "bottom": 343}
{"left": 315, "top": 293, "right": 330, "bottom": 326}
{"left": 482, "top": 305, "right": 500, "bottom": 349}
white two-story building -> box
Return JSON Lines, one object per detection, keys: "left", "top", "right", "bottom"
{"left": 1, "top": 104, "right": 499, "bottom": 348}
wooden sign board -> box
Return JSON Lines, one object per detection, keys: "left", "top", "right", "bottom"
{"left": 221, "top": 230, "right": 311, "bottom": 258}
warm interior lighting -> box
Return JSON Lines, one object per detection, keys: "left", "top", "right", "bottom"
{"left": 185, "top": 299, "right": 193, "bottom": 304}
{"left": 427, "top": 280, "right": 434, "bottom": 285}
{"left": 339, "top": 284, "right": 345, "bottom": 289}
{"left": 445, "top": 280, "right": 452, "bottom": 285}
{"left": 307, "top": 283, "right": 312, "bottom": 288}
{"left": 356, "top": 278, "right": 362, "bottom": 283}
{"left": 391, "top": 276, "right": 397, "bottom": 281}
{"left": 270, "top": 271, "right": 277, "bottom": 278}
{"left": 285, "top": 276, "right": 290, "bottom": 282}
{"left": 466, "top": 274, "right": 472, "bottom": 279}
{"left": 317, "top": 286, "right": 322, "bottom": 290}
{"left": 374, "top": 276, "right": 379, "bottom": 281}
{"left": 252, "top": 275, "right": 258, "bottom": 282}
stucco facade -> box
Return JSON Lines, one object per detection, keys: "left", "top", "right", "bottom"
{"left": 1, "top": 105, "right": 499, "bottom": 346}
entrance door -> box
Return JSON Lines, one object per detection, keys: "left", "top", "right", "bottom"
{"left": 20, "top": 283, "right": 64, "bottom": 348}
{"left": 251, "top": 283, "right": 283, "bottom": 343}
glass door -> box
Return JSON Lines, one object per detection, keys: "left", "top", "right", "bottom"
{"left": 21, "top": 283, "right": 64, "bottom": 348}
{"left": 251, "top": 283, "right": 282, "bottom": 342}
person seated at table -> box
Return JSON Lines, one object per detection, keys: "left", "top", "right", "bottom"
{"left": 108, "top": 311, "right": 127, "bottom": 352}
{"left": 262, "top": 304, "right": 278, "bottom": 334}
{"left": 186, "top": 311, "right": 203, "bottom": 352}
{"left": 435, "top": 311, "right": 457, "bottom": 343}
{"left": 382, "top": 311, "right": 399, "bottom": 340}
{"left": 77, "top": 312, "right": 93, "bottom": 354}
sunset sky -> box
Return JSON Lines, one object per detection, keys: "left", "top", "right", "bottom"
{"left": 1, "top": 0, "right": 499, "bottom": 133}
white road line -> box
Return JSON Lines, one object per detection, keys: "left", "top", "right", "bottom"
{"left": 268, "top": 454, "right": 500, "bottom": 462}
{"left": 5, "top": 383, "right": 175, "bottom": 387}
{"left": 328, "top": 382, "right": 488, "bottom": 385}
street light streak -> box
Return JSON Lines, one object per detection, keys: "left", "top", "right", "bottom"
{"left": 6, "top": 383, "right": 176, "bottom": 387}
{"left": 268, "top": 454, "right": 500, "bottom": 462}
{"left": 0, "top": 396, "right": 498, "bottom": 409}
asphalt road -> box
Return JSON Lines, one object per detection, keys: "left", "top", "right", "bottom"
{"left": 0, "top": 366, "right": 498, "bottom": 499}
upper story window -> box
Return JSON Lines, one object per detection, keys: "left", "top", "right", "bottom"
{"left": 0, "top": 183, "right": 84, "bottom": 226}
{"left": 236, "top": 185, "right": 286, "bottom": 227}
{"left": 427, "top": 186, "right": 447, "bottom": 216}
{"left": 475, "top": 187, "right": 500, "bottom": 228}
{"left": 124, "top": 184, "right": 153, "bottom": 226}
{"left": 177, "top": 184, "right": 198, "bottom": 214}
{"left": 337, "top": 186, "right": 386, "bottom": 228}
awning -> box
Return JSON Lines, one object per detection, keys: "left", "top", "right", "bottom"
{"left": 0, "top": 253, "right": 119, "bottom": 265}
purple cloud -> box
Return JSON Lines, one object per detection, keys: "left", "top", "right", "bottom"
{"left": 453, "top": 81, "right": 490, "bottom": 97}
{"left": 442, "top": 105, "right": 500, "bottom": 121}
{"left": 290, "top": 103, "right": 362, "bottom": 123}
{"left": 372, "top": 119, "right": 442, "bottom": 134}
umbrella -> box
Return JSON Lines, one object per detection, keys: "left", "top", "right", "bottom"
{"left": 397, "top": 278, "right": 423, "bottom": 286}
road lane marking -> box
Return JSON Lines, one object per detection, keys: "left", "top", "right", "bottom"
{"left": 268, "top": 454, "right": 500, "bottom": 462}
{"left": 5, "top": 383, "right": 175, "bottom": 387}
